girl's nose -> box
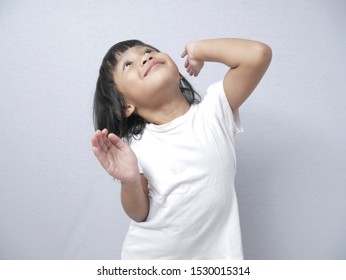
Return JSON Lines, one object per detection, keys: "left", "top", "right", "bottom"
{"left": 141, "top": 55, "right": 153, "bottom": 66}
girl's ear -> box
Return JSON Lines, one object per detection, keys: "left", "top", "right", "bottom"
{"left": 124, "top": 104, "right": 135, "bottom": 117}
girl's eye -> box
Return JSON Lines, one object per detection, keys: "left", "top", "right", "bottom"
{"left": 123, "top": 62, "right": 132, "bottom": 70}
{"left": 144, "top": 49, "right": 152, "bottom": 55}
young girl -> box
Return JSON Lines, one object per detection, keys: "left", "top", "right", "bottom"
{"left": 91, "top": 38, "right": 272, "bottom": 259}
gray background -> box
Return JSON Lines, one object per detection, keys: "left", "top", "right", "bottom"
{"left": 1, "top": 0, "right": 345, "bottom": 259}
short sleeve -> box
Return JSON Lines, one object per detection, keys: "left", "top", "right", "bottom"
{"left": 203, "top": 80, "right": 243, "bottom": 136}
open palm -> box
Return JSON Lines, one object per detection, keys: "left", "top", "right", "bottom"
{"left": 91, "top": 129, "right": 139, "bottom": 183}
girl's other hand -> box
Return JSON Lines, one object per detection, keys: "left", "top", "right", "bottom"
{"left": 181, "top": 43, "right": 204, "bottom": 77}
{"left": 91, "top": 129, "right": 139, "bottom": 184}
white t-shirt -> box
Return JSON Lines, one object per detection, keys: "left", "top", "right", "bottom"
{"left": 121, "top": 80, "right": 243, "bottom": 259}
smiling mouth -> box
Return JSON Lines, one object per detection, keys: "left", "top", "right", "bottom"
{"left": 144, "top": 61, "right": 164, "bottom": 77}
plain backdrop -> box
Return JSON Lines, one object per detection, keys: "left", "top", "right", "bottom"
{"left": 1, "top": 0, "right": 345, "bottom": 259}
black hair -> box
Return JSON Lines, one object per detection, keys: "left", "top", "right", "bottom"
{"left": 93, "top": 39, "right": 201, "bottom": 141}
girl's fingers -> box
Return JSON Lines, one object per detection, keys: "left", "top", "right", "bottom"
{"left": 108, "top": 134, "right": 127, "bottom": 150}
{"left": 184, "top": 58, "right": 189, "bottom": 68}
{"left": 91, "top": 135, "right": 99, "bottom": 154}
{"left": 180, "top": 49, "right": 187, "bottom": 58}
{"left": 99, "top": 129, "right": 113, "bottom": 152}
{"left": 96, "top": 131, "right": 107, "bottom": 153}
{"left": 91, "top": 134, "right": 105, "bottom": 160}
{"left": 107, "top": 133, "right": 120, "bottom": 145}
{"left": 92, "top": 129, "right": 108, "bottom": 153}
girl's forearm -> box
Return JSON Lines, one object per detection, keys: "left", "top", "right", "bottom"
{"left": 121, "top": 176, "right": 149, "bottom": 222}
{"left": 186, "top": 38, "right": 271, "bottom": 69}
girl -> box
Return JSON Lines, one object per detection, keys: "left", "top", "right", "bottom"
{"left": 91, "top": 38, "right": 272, "bottom": 259}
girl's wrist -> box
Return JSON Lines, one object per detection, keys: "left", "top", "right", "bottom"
{"left": 185, "top": 40, "right": 213, "bottom": 62}
{"left": 185, "top": 41, "right": 200, "bottom": 60}
{"left": 121, "top": 174, "right": 141, "bottom": 188}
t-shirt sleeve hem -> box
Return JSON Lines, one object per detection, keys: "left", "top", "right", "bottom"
{"left": 210, "top": 80, "right": 244, "bottom": 135}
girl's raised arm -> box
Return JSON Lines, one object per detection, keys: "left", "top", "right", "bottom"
{"left": 181, "top": 38, "right": 272, "bottom": 111}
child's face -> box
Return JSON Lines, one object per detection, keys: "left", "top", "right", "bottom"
{"left": 113, "top": 46, "right": 181, "bottom": 115}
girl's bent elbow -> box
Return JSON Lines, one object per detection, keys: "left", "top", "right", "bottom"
{"left": 130, "top": 205, "right": 149, "bottom": 222}
{"left": 133, "top": 213, "right": 148, "bottom": 223}
{"left": 256, "top": 43, "right": 272, "bottom": 65}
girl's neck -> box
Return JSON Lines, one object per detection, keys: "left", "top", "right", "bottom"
{"left": 139, "top": 93, "right": 190, "bottom": 125}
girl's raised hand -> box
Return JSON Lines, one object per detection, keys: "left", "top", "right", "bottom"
{"left": 91, "top": 129, "right": 139, "bottom": 184}
{"left": 181, "top": 43, "right": 204, "bottom": 77}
